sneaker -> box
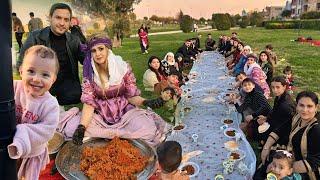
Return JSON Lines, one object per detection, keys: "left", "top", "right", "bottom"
{"left": 142, "top": 52, "right": 146, "bottom": 54}
{"left": 145, "top": 50, "right": 148, "bottom": 54}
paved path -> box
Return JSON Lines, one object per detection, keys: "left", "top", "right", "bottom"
{"left": 130, "top": 26, "right": 240, "bottom": 38}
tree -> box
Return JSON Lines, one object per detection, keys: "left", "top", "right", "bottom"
{"left": 70, "top": 0, "right": 141, "bottom": 44}
{"left": 212, "top": 13, "right": 231, "bottom": 30}
{"left": 150, "top": 15, "right": 159, "bottom": 22}
{"left": 180, "top": 15, "right": 193, "bottom": 33}
{"left": 249, "top": 11, "right": 264, "bottom": 27}
{"left": 199, "top": 17, "right": 206, "bottom": 24}
{"left": 233, "top": 14, "right": 242, "bottom": 25}
{"left": 176, "top": 10, "right": 184, "bottom": 23}
{"left": 281, "top": 10, "right": 291, "bottom": 18}
{"left": 239, "top": 15, "right": 249, "bottom": 28}
{"left": 226, "top": 13, "right": 235, "bottom": 27}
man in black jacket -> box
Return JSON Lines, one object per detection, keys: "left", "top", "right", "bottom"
{"left": 205, "top": 33, "right": 216, "bottom": 51}
{"left": 17, "top": 3, "right": 84, "bottom": 105}
{"left": 176, "top": 39, "right": 196, "bottom": 63}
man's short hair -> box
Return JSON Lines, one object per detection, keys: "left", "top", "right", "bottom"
{"left": 49, "top": 3, "right": 72, "bottom": 19}
{"left": 12, "top": 12, "right": 17, "bottom": 16}
{"left": 29, "top": 12, "right": 34, "bottom": 17}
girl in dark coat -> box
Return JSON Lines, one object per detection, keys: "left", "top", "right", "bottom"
{"left": 258, "top": 51, "right": 274, "bottom": 86}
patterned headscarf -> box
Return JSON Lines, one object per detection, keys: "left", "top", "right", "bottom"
{"left": 81, "top": 37, "right": 112, "bottom": 83}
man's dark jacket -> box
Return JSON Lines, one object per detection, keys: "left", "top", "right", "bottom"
{"left": 17, "top": 26, "right": 84, "bottom": 81}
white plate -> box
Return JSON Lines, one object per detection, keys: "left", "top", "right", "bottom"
{"left": 227, "top": 149, "right": 246, "bottom": 161}
{"left": 179, "top": 161, "right": 200, "bottom": 178}
{"left": 223, "top": 128, "right": 238, "bottom": 138}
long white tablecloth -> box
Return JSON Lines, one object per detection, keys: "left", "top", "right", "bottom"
{"left": 167, "top": 51, "right": 256, "bottom": 180}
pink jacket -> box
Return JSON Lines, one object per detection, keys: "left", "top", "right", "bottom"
{"left": 7, "top": 80, "right": 59, "bottom": 180}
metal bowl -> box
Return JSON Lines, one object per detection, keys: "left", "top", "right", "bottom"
{"left": 48, "top": 132, "right": 65, "bottom": 159}
{"left": 55, "top": 138, "right": 157, "bottom": 180}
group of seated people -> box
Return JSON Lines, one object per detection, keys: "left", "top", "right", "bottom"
{"left": 217, "top": 33, "right": 319, "bottom": 179}
{"left": 142, "top": 37, "right": 204, "bottom": 99}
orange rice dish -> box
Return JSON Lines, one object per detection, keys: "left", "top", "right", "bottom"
{"left": 80, "top": 137, "right": 148, "bottom": 180}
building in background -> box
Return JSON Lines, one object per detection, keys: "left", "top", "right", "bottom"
{"left": 263, "top": 6, "right": 283, "bottom": 20}
{"left": 291, "top": 0, "right": 320, "bottom": 17}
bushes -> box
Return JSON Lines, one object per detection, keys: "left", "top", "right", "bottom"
{"left": 180, "top": 15, "right": 193, "bottom": 33}
{"left": 264, "top": 20, "right": 320, "bottom": 30}
{"left": 212, "top": 13, "right": 231, "bottom": 30}
{"left": 265, "top": 22, "right": 296, "bottom": 29}
{"left": 300, "top": 11, "right": 320, "bottom": 19}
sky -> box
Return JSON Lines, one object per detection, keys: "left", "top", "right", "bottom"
{"left": 12, "top": 0, "right": 288, "bottom": 24}
{"left": 133, "top": 0, "right": 288, "bottom": 19}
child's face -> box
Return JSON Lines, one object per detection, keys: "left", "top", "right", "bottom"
{"left": 177, "top": 56, "right": 183, "bottom": 62}
{"left": 237, "top": 74, "right": 247, "bottom": 82}
{"left": 167, "top": 75, "right": 179, "bottom": 84}
{"left": 161, "top": 90, "right": 173, "bottom": 101}
{"left": 284, "top": 71, "right": 292, "bottom": 79}
{"left": 259, "top": 53, "right": 268, "bottom": 62}
{"left": 271, "top": 81, "right": 286, "bottom": 97}
{"left": 242, "top": 82, "right": 255, "bottom": 93}
{"left": 246, "top": 57, "right": 256, "bottom": 65}
{"left": 271, "top": 158, "right": 293, "bottom": 179}
{"left": 20, "top": 53, "right": 57, "bottom": 97}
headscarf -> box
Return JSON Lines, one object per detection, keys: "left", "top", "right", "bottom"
{"left": 163, "top": 52, "right": 175, "bottom": 65}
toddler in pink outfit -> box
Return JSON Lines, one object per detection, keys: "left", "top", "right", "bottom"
{"left": 7, "top": 45, "right": 60, "bottom": 180}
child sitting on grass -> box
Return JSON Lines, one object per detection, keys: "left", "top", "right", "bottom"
{"left": 265, "top": 44, "right": 278, "bottom": 65}
{"left": 283, "top": 66, "right": 295, "bottom": 95}
{"left": 230, "top": 78, "right": 272, "bottom": 142}
{"left": 7, "top": 45, "right": 60, "bottom": 180}
{"left": 150, "top": 141, "right": 189, "bottom": 180}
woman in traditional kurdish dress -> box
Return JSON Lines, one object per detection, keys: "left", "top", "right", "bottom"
{"left": 58, "top": 34, "right": 170, "bottom": 146}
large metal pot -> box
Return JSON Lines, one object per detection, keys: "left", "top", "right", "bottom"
{"left": 55, "top": 138, "right": 157, "bottom": 180}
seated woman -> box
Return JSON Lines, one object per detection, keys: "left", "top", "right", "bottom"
{"left": 58, "top": 34, "right": 169, "bottom": 147}
{"left": 260, "top": 91, "right": 320, "bottom": 180}
{"left": 232, "top": 44, "right": 249, "bottom": 75}
{"left": 161, "top": 52, "right": 180, "bottom": 76}
{"left": 258, "top": 51, "right": 274, "bottom": 86}
{"left": 143, "top": 56, "right": 165, "bottom": 92}
{"left": 244, "top": 53, "right": 270, "bottom": 99}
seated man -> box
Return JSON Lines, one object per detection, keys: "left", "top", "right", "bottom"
{"left": 205, "top": 33, "right": 216, "bottom": 51}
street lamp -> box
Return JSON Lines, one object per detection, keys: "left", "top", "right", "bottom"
{"left": 0, "top": 0, "right": 17, "bottom": 180}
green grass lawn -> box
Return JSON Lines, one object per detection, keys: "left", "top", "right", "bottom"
{"left": 115, "top": 28, "right": 320, "bottom": 97}
{"left": 131, "top": 24, "right": 180, "bottom": 34}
